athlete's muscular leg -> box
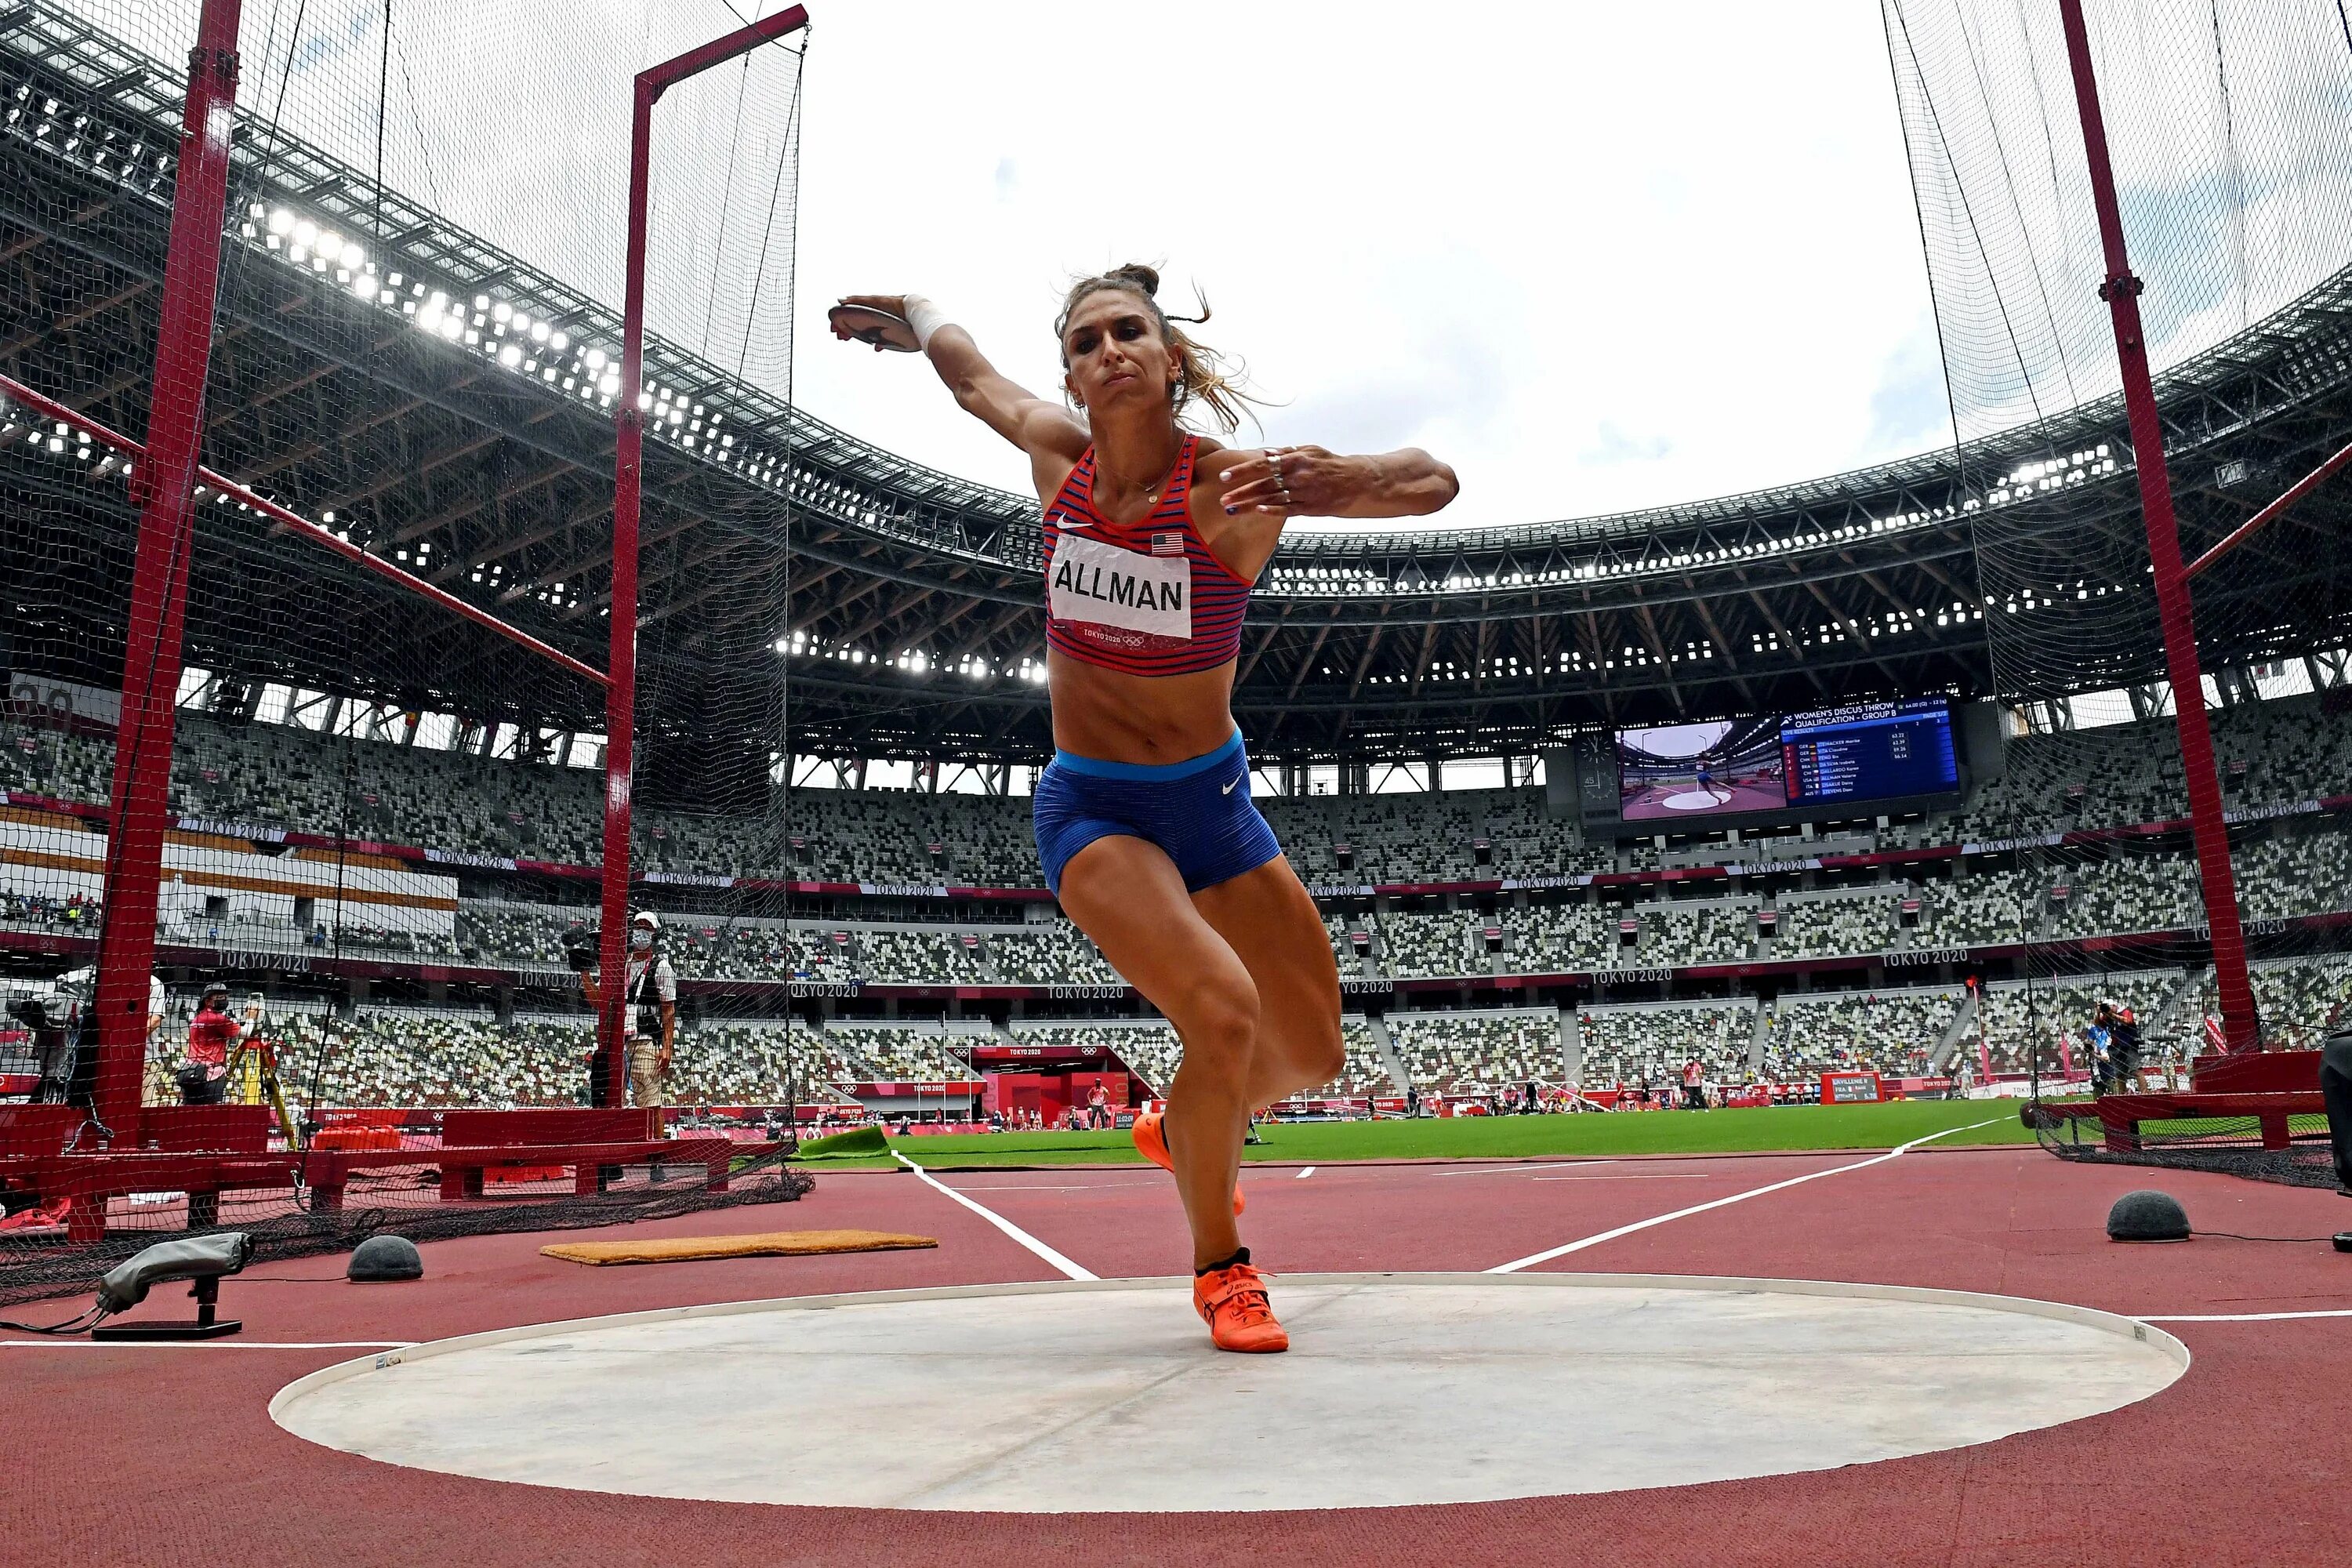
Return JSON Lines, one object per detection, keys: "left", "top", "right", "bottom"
{"left": 1191, "top": 856, "right": 1345, "bottom": 1108}
{"left": 1056, "top": 833, "right": 1257, "bottom": 1269}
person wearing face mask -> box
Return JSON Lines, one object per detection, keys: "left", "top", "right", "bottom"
{"left": 579, "top": 910, "right": 677, "bottom": 1109}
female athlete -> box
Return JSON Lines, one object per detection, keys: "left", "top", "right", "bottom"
{"left": 833, "top": 267, "right": 1457, "bottom": 1351}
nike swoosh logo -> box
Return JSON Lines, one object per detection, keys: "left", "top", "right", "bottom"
{"left": 1221, "top": 777, "right": 1240, "bottom": 795}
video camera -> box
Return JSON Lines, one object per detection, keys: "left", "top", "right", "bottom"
{"left": 5, "top": 985, "right": 75, "bottom": 1107}
{"left": 561, "top": 925, "right": 601, "bottom": 973}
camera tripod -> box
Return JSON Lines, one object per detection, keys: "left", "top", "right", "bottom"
{"left": 227, "top": 1032, "right": 303, "bottom": 1152}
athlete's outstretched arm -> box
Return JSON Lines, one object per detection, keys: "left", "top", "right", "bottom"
{"left": 833, "top": 293, "right": 1086, "bottom": 476}
{"left": 1188, "top": 442, "right": 1458, "bottom": 580}
{"left": 1210, "top": 444, "right": 1458, "bottom": 520}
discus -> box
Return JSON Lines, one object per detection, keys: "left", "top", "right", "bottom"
{"left": 828, "top": 302, "right": 920, "bottom": 353}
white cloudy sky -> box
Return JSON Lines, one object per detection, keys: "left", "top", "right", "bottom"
{"left": 93, "top": 0, "right": 1955, "bottom": 529}
{"left": 787, "top": 1, "right": 1951, "bottom": 528}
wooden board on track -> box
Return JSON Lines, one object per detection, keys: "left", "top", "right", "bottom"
{"left": 540, "top": 1229, "right": 937, "bottom": 1266}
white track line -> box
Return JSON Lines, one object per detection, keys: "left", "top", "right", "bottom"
{"left": 2139, "top": 1308, "right": 2352, "bottom": 1323}
{"left": 939, "top": 1181, "right": 1158, "bottom": 1192}
{"left": 895, "top": 1151, "right": 1097, "bottom": 1281}
{"left": 1531, "top": 1173, "right": 1718, "bottom": 1181}
{"left": 1486, "top": 1120, "right": 2002, "bottom": 1274}
{"left": 0, "top": 1339, "right": 416, "bottom": 1349}
{"left": 1435, "top": 1160, "right": 1619, "bottom": 1178}
{"left": 1297, "top": 1167, "right": 1316, "bottom": 1179}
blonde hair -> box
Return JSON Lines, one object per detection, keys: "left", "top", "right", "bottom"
{"left": 1054, "top": 263, "right": 1261, "bottom": 434}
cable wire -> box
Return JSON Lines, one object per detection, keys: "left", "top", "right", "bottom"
{"left": 0, "top": 1305, "right": 109, "bottom": 1335}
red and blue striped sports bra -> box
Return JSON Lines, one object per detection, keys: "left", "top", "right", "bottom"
{"left": 1042, "top": 434, "right": 1252, "bottom": 677}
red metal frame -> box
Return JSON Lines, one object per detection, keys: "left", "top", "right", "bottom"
{"left": 2056, "top": 0, "right": 2259, "bottom": 1053}
{"left": 1970, "top": 977, "right": 1993, "bottom": 1082}
{"left": 0, "top": 372, "right": 608, "bottom": 689}
{"left": 88, "top": 0, "right": 245, "bottom": 1143}
{"left": 84, "top": 0, "right": 640, "bottom": 1142}
{"left": 2184, "top": 433, "right": 2352, "bottom": 579}
{"left": 10, "top": 1, "right": 818, "bottom": 1232}
{"left": 16, "top": 1138, "right": 771, "bottom": 1243}
{"left": 2190, "top": 1047, "right": 2319, "bottom": 1094}
{"left": 2038, "top": 1090, "right": 2325, "bottom": 1152}
{"left": 601, "top": 5, "right": 810, "bottom": 1098}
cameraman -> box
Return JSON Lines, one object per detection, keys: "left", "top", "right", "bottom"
{"left": 2096, "top": 998, "right": 2142, "bottom": 1095}
{"left": 579, "top": 910, "right": 676, "bottom": 1109}
{"left": 20, "top": 970, "right": 167, "bottom": 1117}
{"left": 62, "top": 971, "right": 167, "bottom": 1109}
{"left": 15, "top": 988, "right": 71, "bottom": 1103}
{"left": 178, "top": 981, "right": 245, "bottom": 1106}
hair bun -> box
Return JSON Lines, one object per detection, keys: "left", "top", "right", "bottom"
{"left": 1109, "top": 262, "right": 1160, "bottom": 296}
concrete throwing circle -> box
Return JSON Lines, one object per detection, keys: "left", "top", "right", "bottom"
{"left": 273, "top": 1273, "right": 2186, "bottom": 1512}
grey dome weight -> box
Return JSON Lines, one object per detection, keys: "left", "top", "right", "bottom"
{"left": 348, "top": 1234, "right": 424, "bottom": 1281}
{"left": 2107, "top": 1190, "right": 2190, "bottom": 1243}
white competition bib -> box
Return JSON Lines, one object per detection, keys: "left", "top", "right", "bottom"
{"left": 1047, "top": 531, "right": 1192, "bottom": 641}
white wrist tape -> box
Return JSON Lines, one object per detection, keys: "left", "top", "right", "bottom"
{"left": 902, "top": 294, "right": 951, "bottom": 350}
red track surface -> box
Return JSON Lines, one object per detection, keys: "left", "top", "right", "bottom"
{"left": 8, "top": 1145, "right": 2348, "bottom": 1566}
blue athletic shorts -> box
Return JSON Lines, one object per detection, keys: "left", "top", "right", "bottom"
{"left": 1033, "top": 728, "right": 1283, "bottom": 897}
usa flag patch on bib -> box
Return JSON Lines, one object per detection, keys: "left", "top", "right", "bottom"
{"left": 1048, "top": 531, "right": 1192, "bottom": 641}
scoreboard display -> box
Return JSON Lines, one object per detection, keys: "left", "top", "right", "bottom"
{"left": 1780, "top": 698, "right": 1959, "bottom": 811}
{"left": 1610, "top": 697, "right": 1964, "bottom": 833}
{"left": 1821, "top": 1070, "right": 1883, "bottom": 1105}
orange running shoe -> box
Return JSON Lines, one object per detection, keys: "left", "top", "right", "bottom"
{"left": 1131, "top": 1107, "right": 1243, "bottom": 1214}
{"left": 1193, "top": 1261, "right": 1289, "bottom": 1353}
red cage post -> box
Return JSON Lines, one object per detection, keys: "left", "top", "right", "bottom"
{"left": 601, "top": 6, "right": 811, "bottom": 1103}
{"left": 89, "top": 0, "right": 245, "bottom": 1141}
{"left": 2055, "top": 0, "right": 2259, "bottom": 1053}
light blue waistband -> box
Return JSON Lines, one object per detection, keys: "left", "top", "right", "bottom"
{"left": 1051, "top": 728, "right": 1244, "bottom": 782}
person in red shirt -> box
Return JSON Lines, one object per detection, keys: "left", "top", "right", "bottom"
{"left": 1681, "top": 1058, "right": 1708, "bottom": 1111}
{"left": 1087, "top": 1081, "right": 1111, "bottom": 1130}
{"left": 179, "top": 982, "right": 245, "bottom": 1105}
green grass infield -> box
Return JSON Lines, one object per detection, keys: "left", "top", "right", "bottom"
{"left": 791, "top": 1097, "right": 2036, "bottom": 1171}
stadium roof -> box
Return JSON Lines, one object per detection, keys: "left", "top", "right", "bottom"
{"left": 3, "top": 3, "right": 2351, "bottom": 784}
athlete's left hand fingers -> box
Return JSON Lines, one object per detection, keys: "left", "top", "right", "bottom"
{"left": 1219, "top": 474, "right": 1291, "bottom": 513}
{"left": 1214, "top": 450, "right": 1279, "bottom": 510}
{"left": 1230, "top": 496, "right": 1296, "bottom": 517}
{"left": 1215, "top": 449, "right": 1276, "bottom": 485}
{"left": 1219, "top": 446, "right": 1332, "bottom": 514}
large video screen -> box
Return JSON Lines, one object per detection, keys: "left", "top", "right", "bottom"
{"left": 1616, "top": 716, "right": 1787, "bottom": 822}
{"left": 1615, "top": 699, "right": 1959, "bottom": 824}
{"left": 1780, "top": 698, "right": 1958, "bottom": 808}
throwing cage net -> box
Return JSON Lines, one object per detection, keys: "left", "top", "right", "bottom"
{"left": 1883, "top": 0, "right": 2352, "bottom": 1183}
{"left": 0, "top": 1, "right": 815, "bottom": 1307}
